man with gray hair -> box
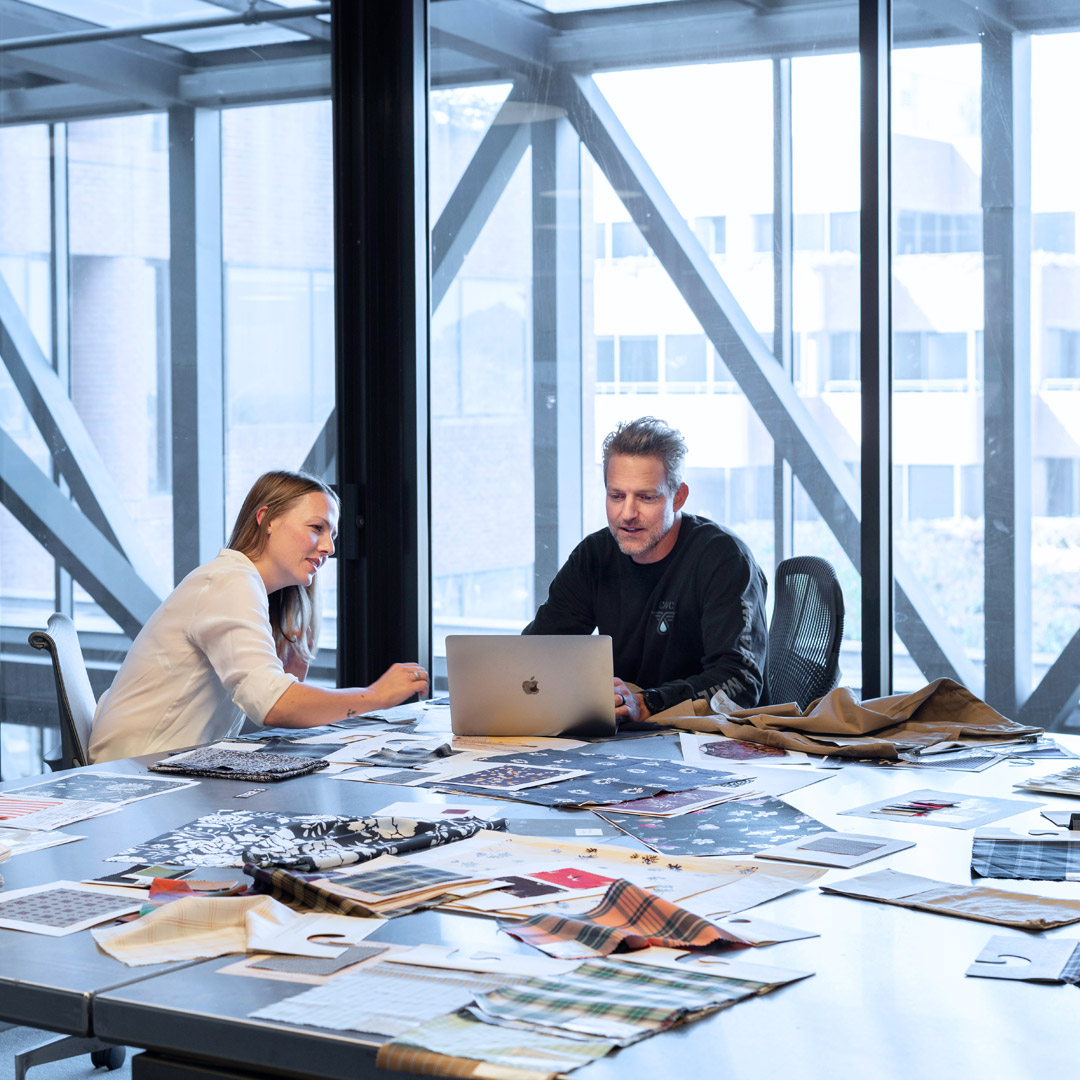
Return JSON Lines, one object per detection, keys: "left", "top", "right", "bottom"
{"left": 524, "top": 416, "right": 767, "bottom": 723}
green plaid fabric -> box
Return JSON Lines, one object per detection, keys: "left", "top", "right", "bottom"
{"left": 471, "top": 957, "right": 760, "bottom": 1040}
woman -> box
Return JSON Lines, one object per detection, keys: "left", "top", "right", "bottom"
{"left": 88, "top": 471, "right": 428, "bottom": 762}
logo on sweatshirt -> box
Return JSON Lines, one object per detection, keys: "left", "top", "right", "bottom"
{"left": 652, "top": 601, "right": 676, "bottom": 635}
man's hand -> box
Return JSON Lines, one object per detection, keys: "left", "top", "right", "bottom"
{"left": 613, "top": 676, "right": 651, "bottom": 724}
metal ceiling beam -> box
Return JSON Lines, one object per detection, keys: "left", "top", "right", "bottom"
{"left": 0, "top": 429, "right": 159, "bottom": 638}
{"left": 562, "top": 69, "right": 978, "bottom": 688}
{"left": 0, "top": 83, "right": 137, "bottom": 124}
{"left": 430, "top": 0, "right": 551, "bottom": 76}
{"left": 0, "top": 275, "right": 163, "bottom": 595}
{"left": 203, "top": 0, "right": 331, "bottom": 43}
{"left": 179, "top": 55, "right": 330, "bottom": 107}
{"left": 0, "top": 2, "right": 330, "bottom": 50}
{"left": 0, "top": 1, "right": 186, "bottom": 109}
{"left": 432, "top": 84, "right": 532, "bottom": 309}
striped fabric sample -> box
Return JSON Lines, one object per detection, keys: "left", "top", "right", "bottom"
{"left": 971, "top": 836, "right": 1080, "bottom": 881}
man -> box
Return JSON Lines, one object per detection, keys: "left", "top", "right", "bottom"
{"left": 523, "top": 416, "right": 768, "bottom": 723}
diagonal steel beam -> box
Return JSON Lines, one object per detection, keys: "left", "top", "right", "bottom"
{"left": 1017, "top": 628, "right": 1080, "bottom": 731}
{"left": 432, "top": 84, "right": 533, "bottom": 310}
{"left": 0, "top": 429, "right": 159, "bottom": 638}
{"left": 301, "top": 409, "right": 336, "bottom": 482}
{"left": 0, "top": 274, "right": 164, "bottom": 592}
{"left": 562, "top": 71, "right": 977, "bottom": 689}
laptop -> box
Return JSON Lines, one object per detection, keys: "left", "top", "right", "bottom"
{"left": 446, "top": 634, "right": 616, "bottom": 738}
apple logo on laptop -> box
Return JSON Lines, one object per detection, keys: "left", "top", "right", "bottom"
{"left": 522, "top": 677, "right": 540, "bottom": 695}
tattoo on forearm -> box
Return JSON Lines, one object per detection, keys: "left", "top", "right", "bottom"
{"left": 346, "top": 708, "right": 357, "bottom": 718}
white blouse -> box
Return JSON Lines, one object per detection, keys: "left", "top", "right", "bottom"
{"left": 88, "top": 548, "right": 298, "bottom": 763}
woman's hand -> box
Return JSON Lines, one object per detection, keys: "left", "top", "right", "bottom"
{"left": 369, "top": 662, "right": 429, "bottom": 707}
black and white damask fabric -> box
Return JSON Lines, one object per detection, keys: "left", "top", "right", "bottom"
{"left": 149, "top": 747, "right": 329, "bottom": 782}
{"left": 106, "top": 810, "right": 497, "bottom": 870}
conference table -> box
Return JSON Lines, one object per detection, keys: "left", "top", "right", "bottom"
{"left": 3, "top": 709, "right": 1080, "bottom": 1079}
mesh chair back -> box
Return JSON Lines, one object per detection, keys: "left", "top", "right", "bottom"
{"left": 28, "top": 613, "right": 96, "bottom": 769}
{"left": 765, "top": 556, "right": 845, "bottom": 711}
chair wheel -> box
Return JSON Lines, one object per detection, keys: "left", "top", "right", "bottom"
{"left": 91, "top": 1047, "right": 126, "bottom": 1070}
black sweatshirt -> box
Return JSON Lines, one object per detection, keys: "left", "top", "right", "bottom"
{"left": 523, "top": 513, "right": 768, "bottom": 711}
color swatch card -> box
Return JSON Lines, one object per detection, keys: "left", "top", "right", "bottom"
{"left": 680, "top": 732, "right": 811, "bottom": 767}
{"left": 0, "top": 826, "right": 85, "bottom": 858}
{"left": 598, "top": 787, "right": 745, "bottom": 817}
{"left": 755, "top": 831, "right": 915, "bottom": 868}
{"left": 0, "top": 795, "right": 116, "bottom": 831}
{"left": 838, "top": 788, "right": 1042, "bottom": 830}
{"left": 10, "top": 771, "right": 199, "bottom": 805}
{"left": 0, "top": 880, "right": 142, "bottom": 936}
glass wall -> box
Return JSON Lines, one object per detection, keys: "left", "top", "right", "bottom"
{"left": 0, "top": 9, "right": 334, "bottom": 779}
{"left": 426, "top": 0, "right": 1080, "bottom": 728}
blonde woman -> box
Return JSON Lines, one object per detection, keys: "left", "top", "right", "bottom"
{"left": 89, "top": 471, "right": 427, "bottom": 762}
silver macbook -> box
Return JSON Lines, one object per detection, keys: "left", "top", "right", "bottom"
{"left": 446, "top": 634, "right": 616, "bottom": 737}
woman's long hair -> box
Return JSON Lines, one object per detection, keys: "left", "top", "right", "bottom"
{"left": 227, "top": 470, "right": 339, "bottom": 665}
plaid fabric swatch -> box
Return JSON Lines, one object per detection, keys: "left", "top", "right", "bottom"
{"left": 333, "top": 863, "right": 464, "bottom": 897}
{"left": 471, "top": 957, "right": 760, "bottom": 1042}
{"left": 1063, "top": 943, "right": 1080, "bottom": 985}
{"left": 499, "top": 879, "right": 745, "bottom": 959}
{"left": 244, "top": 863, "right": 450, "bottom": 919}
{"left": 376, "top": 1009, "right": 615, "bottom": 1079}
{"left": 245, "top": 863, "right": 381, "bottom": 917}
{"left": 971, "top": 836, "right": 1080, "bottom": 881}
{"left": 150, "top": 747, "right": 329, "bottom": 782}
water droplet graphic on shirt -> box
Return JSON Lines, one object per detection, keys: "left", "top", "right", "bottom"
{"left": 658, "top": 619, "right": 668, "bottom": 633}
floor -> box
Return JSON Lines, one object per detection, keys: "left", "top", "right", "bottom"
{"left": 0, "top": 1027, "right": 131, "bottom": 1080}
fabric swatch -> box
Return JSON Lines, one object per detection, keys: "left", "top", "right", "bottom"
{"left": 91, "top": 894, "right": 381, "bottom": 966}
{"left": 250, "top": 943, "right": 388, "bottom": 976}
{"left": 109, "top": 810, "right": 501, "bottom": 870}
{"left": 443, "top": 753, "right": 738, "bottom": 809}
{"left": 971, "top": 833, "right": 1080, "bottom": 881}
{"left": 249, "top": 961, "right": 524, "bottom": 1036}
{"left": 0, "top": 885, "right": 139, "bottom": 932}
{"left": 376, "top": 1009, "right": 614, "bottom": 1078}
{"left": 499, "top": 878, "right": 746, "bottom": 959}
{"left": 600, "top": 796, "right": 831, "bottom": 856}
{"left": 820, "top": 868, "right": 1080, "bottom": 930}
{"left": 149, "top": 747, "right": 330, "bottom": 782}
{"left": 470, "top": 956, "right": 762, "bottom": 1042}
{"left": 9, "top": 772, "right": 197, "bottom": 804}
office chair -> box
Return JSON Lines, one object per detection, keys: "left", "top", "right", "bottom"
{"left": 764, "top": 555, "right": 845, "bottom": 712}
{"left": 16, "top": 615, "right": 126, "bottom": 1077}
{"left": 28, "top": 612, "right": 96, "bottom": 770}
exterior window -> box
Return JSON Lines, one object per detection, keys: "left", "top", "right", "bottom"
{"left": 830, "top": 211, "right": 859, "bottom": 252}
{"left": 1034, "top": 211, "right": 1075, "bottom": 254}
{"left": 908, "top": 464, "right": 954, "bottom": 520}
{"left": 611, "top": 221, "right": 650, "bottom": 258}
{"left": 794, "top": 212, "right": 825, "bottom": 251}
{"left": 619, "top": 336, "right": 659, "bottom": 383}
{"left": 752, "top": 212, "right": 773, "bottom": 253}
{"left": 597, "top": 336, "right": 615, "bottom": 382}
{"left": 665, "top": 334, "right": 706, "bottom": 382}
{"left": 1045, "top": 328, "right": 1080, "bottom": 379}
